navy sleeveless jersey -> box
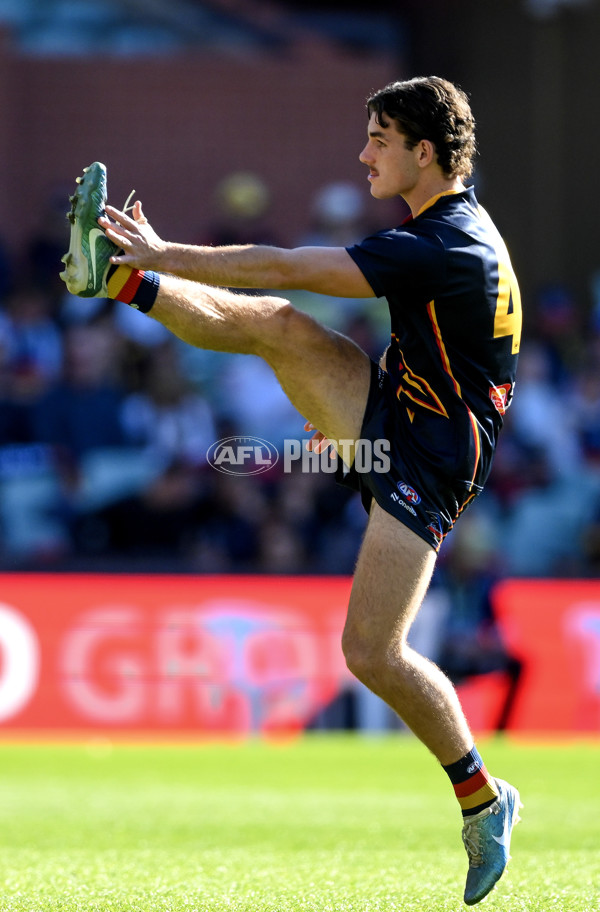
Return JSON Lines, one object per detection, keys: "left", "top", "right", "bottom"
{"left": 346, "top": 186, "right": 521, "bottom": 490}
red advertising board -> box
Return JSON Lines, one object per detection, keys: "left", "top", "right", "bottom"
{"left": 0, "top": 574, "right": 598, "bottom": 735}
{"left": 0, "top": 574, "right": 352, "bottom": 734}
{"left": 491, "top": 579, "right": 600, "bottom": 733}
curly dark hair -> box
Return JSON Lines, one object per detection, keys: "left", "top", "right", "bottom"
{"left": 367, "top": 76, "right": 477, "bottom": 179}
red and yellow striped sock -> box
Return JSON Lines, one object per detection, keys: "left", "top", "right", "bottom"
{"left": 443, "top": 746, "right": 499, "bottom": 817}
{"left": 106, "top": 263, "right": 160, "bottom": 313}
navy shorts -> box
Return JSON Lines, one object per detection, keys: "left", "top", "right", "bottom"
{"left": 337, "top": 360, "right": 486, "bottom": 551}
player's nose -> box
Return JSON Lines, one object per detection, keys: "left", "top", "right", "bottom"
{"left": 359, "top": 143, "right": 373, "bottom": 166}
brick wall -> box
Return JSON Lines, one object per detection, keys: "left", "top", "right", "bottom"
{"left": 0, "top": 37, "right": 398, "bottom": 260}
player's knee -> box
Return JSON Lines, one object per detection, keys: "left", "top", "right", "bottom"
{"left": 342, "top": 626, "right": 385, "bottom": 691}
{"left": 250, "top": 297, "right": 297, "bottom": 354}
{"left": 254, "top": 299, "right": 324, "bottom": 361}
{"left": 342, "top": 621, "right": 414, "bottom": 696}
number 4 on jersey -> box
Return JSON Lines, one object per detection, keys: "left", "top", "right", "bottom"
{"left": 494, "top": 259, "right": 522, "bottom": 355}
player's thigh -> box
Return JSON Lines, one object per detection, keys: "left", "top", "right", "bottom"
{"left": 343, "top": 500, "right": 437, "bottom": 657}
{"left": 260, "top": 303, "right": 372, "bottom": 450}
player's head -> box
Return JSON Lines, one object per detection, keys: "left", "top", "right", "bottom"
{"left": 366, "top": 77, "right": 476, "bottom": 179}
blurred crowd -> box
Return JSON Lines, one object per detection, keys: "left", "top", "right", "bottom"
{"left": 2, "top": 172, "right": 600, "bottom": 589}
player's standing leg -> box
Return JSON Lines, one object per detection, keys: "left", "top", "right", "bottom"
{"left": 343, "top": 502, "right": 521, "bottom": 904}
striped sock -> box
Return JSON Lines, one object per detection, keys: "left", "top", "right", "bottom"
{"left": 106, "top": 264, "right": 160, "bottom": 313}
{"left": 443, "top": 746, "right": 499, "bottom": 817}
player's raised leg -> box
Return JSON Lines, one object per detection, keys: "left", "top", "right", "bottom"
{"left": 59, "top": 161, "right": 372, "bottom": 453}
{"left": 149, "top": 276, "right": 372, "bottom": 454}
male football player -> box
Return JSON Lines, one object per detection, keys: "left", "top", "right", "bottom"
{"left": 61, "top": 76, "right": 522, "bottom": 905}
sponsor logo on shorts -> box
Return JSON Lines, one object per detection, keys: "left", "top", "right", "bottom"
{"left": 397, "top": 481, "right": 421, "bottom": 504}
{"left": 390, "top": 491, "right": 417, "bottom": 516}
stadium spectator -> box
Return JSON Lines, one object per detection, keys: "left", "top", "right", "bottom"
{"left": 569, "top": 360, "right": 600, "bottom": 469}
{"left": 120, "top": 338, "right": 216, "bottom": 467}
{"left": 507, "top": 340, "right": 580, "bottom": 479}
{"left": 433, "top": 512, "right": 524, "bottom": 732}
{"left": 33, "top": 318, "right": 127, "bottom": 462}
{"left": 70, "top": 337, "right": 218, "bottom": 563}
{"left": 2, "top": 284, "right": 63, "bottom": 394}
{"left": 25, "top": 185, "right": 77, "bottom": 307}
{"left": 189, "top": 473, "right": 270, "bottom": 572}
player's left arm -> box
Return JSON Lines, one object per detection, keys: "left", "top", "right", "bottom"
{"left": 101, "top": 202, "right": 375, "bottom": 299}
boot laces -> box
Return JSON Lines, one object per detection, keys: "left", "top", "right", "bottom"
{"left": 462, "top": 820, "right": 484, "bottom": 867}
{"left": 122, "top": 189, "right": 136, "bottom": 214}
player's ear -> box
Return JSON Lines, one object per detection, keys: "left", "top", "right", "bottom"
{"left": 417, "top": 139, "right": 436, "bottom": 168}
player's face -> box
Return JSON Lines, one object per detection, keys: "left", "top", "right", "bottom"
{"left": 359, "top": 113, "right": 421, "bottom": 200}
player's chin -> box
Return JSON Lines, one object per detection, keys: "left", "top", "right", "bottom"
{"left": 369, "top": 185, "right": 394, "bottom": 201}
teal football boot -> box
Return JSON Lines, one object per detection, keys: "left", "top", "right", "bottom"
{"left": 462, "top": 778, "right": 522, "bottom": 905}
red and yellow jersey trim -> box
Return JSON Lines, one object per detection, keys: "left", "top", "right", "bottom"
{"left": 426, "top": 300, "right": 481, "bottom": 492}
{"left": 392, "top": 334, "right": 448, "bottom": 418}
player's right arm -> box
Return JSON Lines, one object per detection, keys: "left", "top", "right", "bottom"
{"left": 101, "top": 202, "right": 375, "bottom": 299}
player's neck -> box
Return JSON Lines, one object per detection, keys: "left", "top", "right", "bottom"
{"left": 405, "top": 176, "right": 465, "bottom": 218}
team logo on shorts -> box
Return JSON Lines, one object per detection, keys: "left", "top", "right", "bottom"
{"left": 425, "top": 512, "right": 444, "bottom": 545}
{"left": 397, "top": 481, "right": 421, "bottom": 504}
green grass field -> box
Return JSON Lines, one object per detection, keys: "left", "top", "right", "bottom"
{"left": 0, "top": 735, "right": 598, "bottom": 912}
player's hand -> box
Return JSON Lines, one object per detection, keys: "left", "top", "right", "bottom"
{"left": 304, "top": 421, "right": 336, "bottom": 457}
{"left": 99, "top": 201, "right": 166, "bottom": 270}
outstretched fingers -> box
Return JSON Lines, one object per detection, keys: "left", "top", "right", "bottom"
{"left": 99, "top": 206, "right": 135, "bottom": 247}
{"left": 98, "top": 201, "right": 164, "bottom": 268}
{"left": 105, "top": 201, "right": 146, "bottom": 224}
